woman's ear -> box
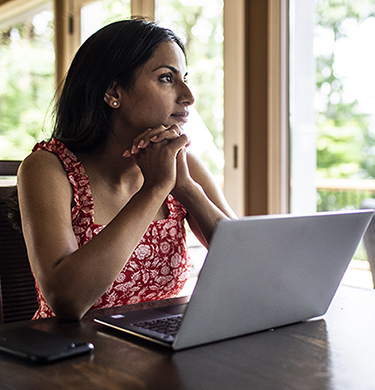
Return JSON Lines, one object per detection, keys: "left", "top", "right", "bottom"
{"left": 104, "top": 81, "right": 121, "bottom": 108}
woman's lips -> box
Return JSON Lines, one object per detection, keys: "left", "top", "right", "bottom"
{"left": 171, "top": 111, "right": 189, "bottom": 123}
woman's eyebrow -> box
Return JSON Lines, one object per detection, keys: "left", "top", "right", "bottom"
{"left": 152, "top": 65, "right": 179, "bottom": 73}
{"left": 152, "top": 65, "right": 189, "bottom": 79}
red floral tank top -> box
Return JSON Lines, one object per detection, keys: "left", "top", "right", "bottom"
{"left": 31, "top": 139, "right": 191, "bottom": 319}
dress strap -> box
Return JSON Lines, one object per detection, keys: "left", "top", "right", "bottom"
{"left": 32, "top": 140, "right": 187, "bottom": 226}
{"left": 32, "top": 139, "right": 95, "bottom": 224}
{"left": 166, "top": 194, "right": 187, "bottom": 220}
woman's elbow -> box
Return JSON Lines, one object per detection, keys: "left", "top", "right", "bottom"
{"left": 45, "top": 290, "right": 89, "bottom": 321}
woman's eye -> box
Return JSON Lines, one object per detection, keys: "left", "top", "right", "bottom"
{"left": 160, "top": 74, "right": 173, "bottom": 83}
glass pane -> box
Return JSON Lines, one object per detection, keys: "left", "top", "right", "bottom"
{"left": 155, "top": 0, "right": 224, "bottom": 186}
{"left": 290, "top": 0, "right": 375, "bottom": 213}
{"left": 0, "top": 4, "right": 54, "bottom": 160}
{"left": 314, "top": 0, "right": 375, "bottom": 209}
{"left": 81, "top": 0, "right": 131, "bottom": 44}
{"left": 290, "top": 0, "right": 375, "bottom": 288}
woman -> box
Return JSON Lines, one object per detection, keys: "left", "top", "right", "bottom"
{"left": 17, "top": 18, "right": 236, "bottom": 321}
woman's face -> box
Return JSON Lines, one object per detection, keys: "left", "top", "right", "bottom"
{"left": 116, "top": 41, "right": 195, "bottom": 134}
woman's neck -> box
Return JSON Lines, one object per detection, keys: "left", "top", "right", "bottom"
{"left": 76, "top": 139, "right": 141, "bottom": 188}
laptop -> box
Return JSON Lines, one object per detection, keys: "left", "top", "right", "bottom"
{"left": 94, "top": 209, "right": 373, "bottom": 350}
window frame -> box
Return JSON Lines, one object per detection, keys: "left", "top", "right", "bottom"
{"left": 1, "top": 0, "right": 290, "bottom": 217}
{"left": 244, "top": 0, "right": 289, "bottom": 216}
{"left": 54, "top": 0, "right": 248, "bottom": 216}
{"left": 0, "top": 0, "right": 50, "bottom": 30}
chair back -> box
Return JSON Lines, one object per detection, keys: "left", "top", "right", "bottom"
{"left": 0, "top": 161, "right": 38, "bottom": 324}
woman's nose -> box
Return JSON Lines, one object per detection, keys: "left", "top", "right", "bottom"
{"left": 178, "top": 82, "right": 195, "bottom": 106}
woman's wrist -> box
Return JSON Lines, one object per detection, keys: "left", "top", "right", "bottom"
{"left": 172, "top": 179, "right": 203, "bottom": 206}
{"left": 141, "top": 179, "right": 174, "bottom": 200}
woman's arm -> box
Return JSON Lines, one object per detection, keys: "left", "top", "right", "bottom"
{"left": 172, "top": 148, "right": 237, "bottom": 248}
{"left": 128, "top": 125, "right": 237, "bottom": 247}
{"left": 18, "top": 136, "right": 187, "bottom": 321}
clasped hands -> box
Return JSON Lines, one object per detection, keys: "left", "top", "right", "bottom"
{"left": 122, "top": 124, "right": 188, "bottom": 158}
{"left": 122, "top": 125, "right": 192, "bottom": 195}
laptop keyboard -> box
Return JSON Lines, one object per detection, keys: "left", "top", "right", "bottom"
{"left": 132, "top": 315, "right": 183, "bottom": 337}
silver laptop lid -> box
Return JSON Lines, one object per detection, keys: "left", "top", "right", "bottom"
{"left": 173, "top": 210, "right": 373, "bottom": 350}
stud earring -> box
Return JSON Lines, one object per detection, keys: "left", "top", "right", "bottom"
{"left": 113, "top": 101, "right": 118, "bottom": 107}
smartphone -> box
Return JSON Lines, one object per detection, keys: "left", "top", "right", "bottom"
{"left": 0, "top": 327, "right": 94, "bottom": 363}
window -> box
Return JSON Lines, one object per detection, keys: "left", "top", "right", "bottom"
{"left": 290, "top": 0, "right": 375, "bottom": 215}
{"left": 0, "top": 0, "right": 245, "bottom": 216}
{"left": 289, "top": 0, "right": 375, "bottom": 288}
{"left": 81, "top": 0, "right": 131, "bottom": 44}
{"left": 0, "top": 1, "right": 54, "bottom": 159}
{"left": 289, "top": 0, "right": 316, "bottom": 214}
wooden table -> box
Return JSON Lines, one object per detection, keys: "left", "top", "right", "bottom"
{"left": 0, "top": 284, "right": 374, "bottom": 390}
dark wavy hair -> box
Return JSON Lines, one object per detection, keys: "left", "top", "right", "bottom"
{"left": 52, "top": 18, "right": 185, "bottom": 152}
{"left": 7, "top": 19, "right": 185, "bottom": 232}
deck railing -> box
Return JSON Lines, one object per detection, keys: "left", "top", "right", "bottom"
{"left": 316, "top": 178, "right": 375, "bottom": 262}
{"left": 316, "top": 178, "right": 375, "bottom": 212}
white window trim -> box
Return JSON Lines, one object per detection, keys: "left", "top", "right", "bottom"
{"left": 267, "top": 0, "right": 290, "bottom": 214}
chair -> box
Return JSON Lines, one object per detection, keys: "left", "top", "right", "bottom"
{"left": 360, "top": 198, "right": 375, "bottom": 288}
{"left": 0, "top": 161, "right": 38, "bottom": 324}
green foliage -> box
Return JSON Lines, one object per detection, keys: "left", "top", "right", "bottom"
{"left": 0, "top": 1, "right": 223, "bottom": 178}
{"left": 316, "top": 0, "right": 375, "bottom": 29}
{"left": 315, "top": 0, "right": 375, "bottom": 179}
{"left": 0, "top": 11, "right": 54, "bottom": 159}
{"left": 101, "top": 0, "right": 131, "bottom": 25}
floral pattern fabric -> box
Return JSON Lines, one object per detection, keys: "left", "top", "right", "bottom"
{"left": 31, "top": 139, "right": 191, "bottom": 319}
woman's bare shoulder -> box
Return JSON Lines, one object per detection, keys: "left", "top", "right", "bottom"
{"left": 18, "top": 149, "right": 72, "bottom": 204}
{"left": 18, "top": 149, "right": 67, "bottom": 183}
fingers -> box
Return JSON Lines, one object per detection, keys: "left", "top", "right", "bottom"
{"left": 168, "top": 134, "right": 190, "bottom": 157}
{"left": 123, "top": 125, "right": 186, "bottom": 157}
{"left": 129, "top": 134, "right": 190, "bottom": 191}
{"left": 150, "top": 125, "right": 182, "bottom": 143}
